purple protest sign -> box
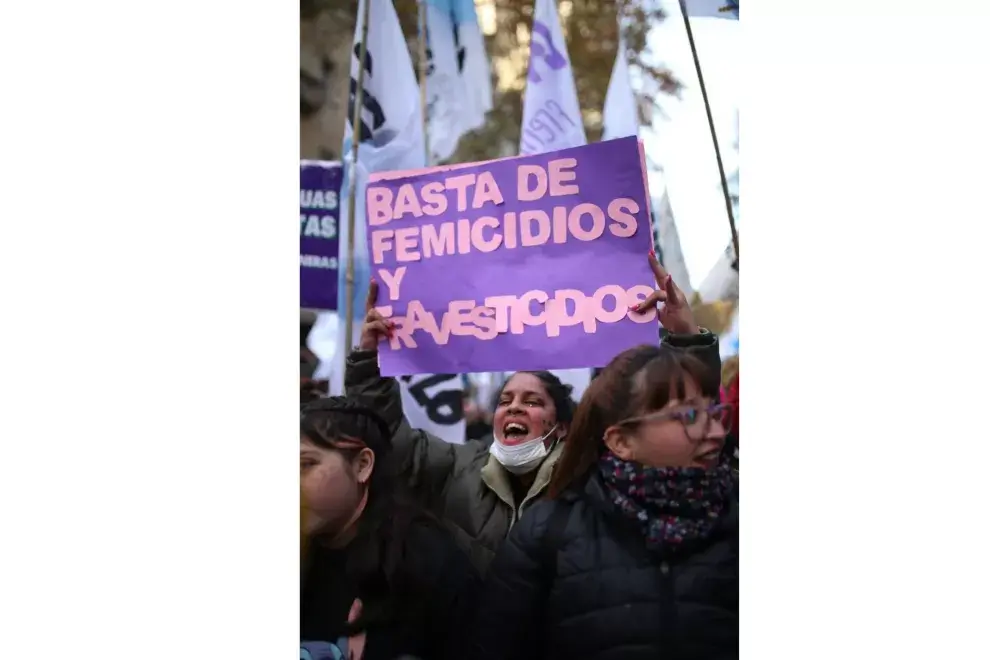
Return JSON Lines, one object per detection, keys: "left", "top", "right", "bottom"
{"left": 364, "top": 137, "right": 659, "bottom": 376}
{"left": 301, "top": 161, "right": 343, "bottom": 310}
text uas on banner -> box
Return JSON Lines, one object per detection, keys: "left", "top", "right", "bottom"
{"left": 364, "top": 136, "right": 659, "bottom": 376}
{"left": 301, "top": 161, "right": 343, "bottom": 311}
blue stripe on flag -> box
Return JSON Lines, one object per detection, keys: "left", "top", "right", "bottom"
{"left": 684, "top": 0, "right": 739, "bottom": 20}
{"left": 423, "top": 0, "right": 478, "bottom": 22}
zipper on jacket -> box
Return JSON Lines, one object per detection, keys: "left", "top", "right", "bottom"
{"left": 488, "top": 488, "right": 517, "bottom": 530}
{"left": 657, "top": 560, "right": 680, "bottom": 654}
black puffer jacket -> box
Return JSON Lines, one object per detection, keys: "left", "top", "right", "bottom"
{"left": 302, "top": 518, "right": 479, "bottom": 660}
{"left": 470, "top": 472, "right": 738, "bottom": 660}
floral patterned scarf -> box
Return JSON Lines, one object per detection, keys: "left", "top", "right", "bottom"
{"left": 598, "top": 450, "right": 735, "bottom": 557}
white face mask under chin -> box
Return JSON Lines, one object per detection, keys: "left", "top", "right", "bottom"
{"left": 490, "top": 424, "right": 560, "bottom": 475}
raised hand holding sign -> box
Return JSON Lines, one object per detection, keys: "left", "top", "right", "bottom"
{"left": 359, "top": 279, "right": 394, "bottom": 350}
{"left": 361, "top": 280, "right": 467, "bottom": 445}
{"left": 632, "top": 249, "right": 700, "bottom": 335}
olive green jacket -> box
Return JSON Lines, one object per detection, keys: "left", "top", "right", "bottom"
{"left": 344, "top": 329, "right": 720, "bottom": 574}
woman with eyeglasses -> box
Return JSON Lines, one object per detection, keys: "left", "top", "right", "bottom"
{"left": 300, "top": 397, "right": 479, "bottom": 660}
{"left": 469, "top": 345, "right": 738, "bottom": 660}
{"left": 345, "top": 253, "right": 724, "bottom": 575}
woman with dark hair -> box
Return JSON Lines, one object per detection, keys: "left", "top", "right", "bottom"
{"left": 300, "top": 396, "right": 478, "bottom": 660}
{"left": 349, "top": 320, "right": 577, "bottom": 573}
{"left": 469, "top": 345, "right": 738, "bottom": 660}
{"left": 346, "top": 253, "right": 722, "bottom": 574}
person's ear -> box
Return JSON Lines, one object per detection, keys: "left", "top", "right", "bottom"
{"left": 353, "top": 448, "right": 375, "bottom": 485}
{"left": 603, "top": 426, "right": 636, "bottom": 462}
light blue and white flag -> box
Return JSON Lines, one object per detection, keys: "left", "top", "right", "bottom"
{"left": 719, "top": 309, "right": 739, "bottom": 359}
{"left": 602, "top": 33, "right": 639, "bottom": 141}
{"left": 423, "top": 0, "right": 493, "bottom": 162}
{"left": 332, "top": 0, "right": 425, "bottom": 395}
{"left": 683, "top": 0, "right": 739, "bottom": 20}
{"left": 451, "top": 0, "right": 493, "bottom": 138}
{"left": 519, "top": 0, "right": 586, "bottom": 156}
{"left": 332, "top": 0, "right": 466, "bottom": 443}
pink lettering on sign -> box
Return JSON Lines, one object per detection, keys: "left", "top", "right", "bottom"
{"left": 548, "top": 158, "right": 579, "bottom": 196}
{"left": 363, "top": 136, "right": 658, "bottom": 377}
{"left": 367, "top": 200, "right": 638, "bottom": 265}
{"left": 367, "top": 188, "right": 393, "bottom": 227}
{"left": 384, "top": 284, "right": 658, "bottom": 349}
{"left": 378, "top": 267, "right": 407, "bottom": 301}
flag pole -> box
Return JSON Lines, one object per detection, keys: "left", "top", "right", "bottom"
{"left": 417, "top": 0, "right": 431, "bottom": 165}
{"left": 343, "top": 0, "right": 373, "bottom": 355}
{"left": 677, "top": 0, "right": 739, "bottom": 267}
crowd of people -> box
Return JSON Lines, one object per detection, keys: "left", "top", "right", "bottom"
{"left": 301, "top": 254, "right": 739, "bottom": 660}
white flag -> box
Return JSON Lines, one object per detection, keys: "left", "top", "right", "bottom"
{"left": 334, "top": 0, "right": 425, "bottom": 395}
{"left": 333, "top": 0, "right": 465, "bottom": 442}
{"left": 399, "top": 374, "right": 467, "bottom": 445}
{"left": 602, "top": 34, "right": 639, "bottom": 141}
{"left": 683, "top": 0, "right": 739, "bottom": 20}
{"left": 423, "top": 0, "right": 492, "bottom": 163}
{"left": 308, "top": 311, "right": 340, "bottom": 382}
{"left": 654, "top": 189, "right": 694, "bottom": 296}
{"left": 519, "top": 0, "right": 590, "bottom": 397}
{"left": 697, "top": 240, "right": 739, "bottom": 303}
{"left": 519, "top": 0, "right": 586, "bottom": 155}
{"left": 457, "top": 0, "right": 493, "bottom": 131}
{"left": 423, "top": 1, "right": 464, "bottom": 163}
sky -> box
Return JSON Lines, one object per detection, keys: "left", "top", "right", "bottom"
{"left": 636, "top": 0, "right": 740, "bottom": 291}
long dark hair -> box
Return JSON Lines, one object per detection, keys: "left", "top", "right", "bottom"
{"left": 492, "top": 371, "right": 577, "bottom": 426}
{"left": 301, "top": 396, "right": 437, "bottom": 635}
{"left": 548, "top": 346, "right": 717, "bottom": 498}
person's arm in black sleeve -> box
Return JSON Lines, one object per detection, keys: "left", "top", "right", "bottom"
{"left": 344, "top": 279, "right": 405, "bottom": 435}
{"left": 639, "top": 251, "right": 722, "bottom": 382}
{"left": 345, "top": 348, "right": 467, "bottom": 510}
{"left": 469, "top": 500, "right": 555, "bottom": 660}
{"left": 661, "top": 326, "right": 722, "bottom": 384}
{"left": 345, "top": 348, "right": 404, "bottom": 435}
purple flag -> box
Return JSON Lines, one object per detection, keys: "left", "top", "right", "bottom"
{"left": 365, "top": 137, "right": 658, "bottom": 376}
{"left": 301, "top": 161, "right": 343, "bottom": 310}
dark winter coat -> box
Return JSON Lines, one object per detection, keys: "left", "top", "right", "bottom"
{"left": 301, "top": 518, "right": 478, "bottom": 660}
{"left": 344, "top": 329, "right": 722, "bottom": 575}
{"left": 469, "top": 472, "right": 739, "bottom": 660}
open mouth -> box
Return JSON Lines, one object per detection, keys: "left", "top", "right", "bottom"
{"left": 502, "top": 421, "right": 530, "bottom": 442}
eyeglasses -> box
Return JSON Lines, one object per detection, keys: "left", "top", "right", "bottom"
{"left": 616, "top": 402, "right": 734, "bottom": 442}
